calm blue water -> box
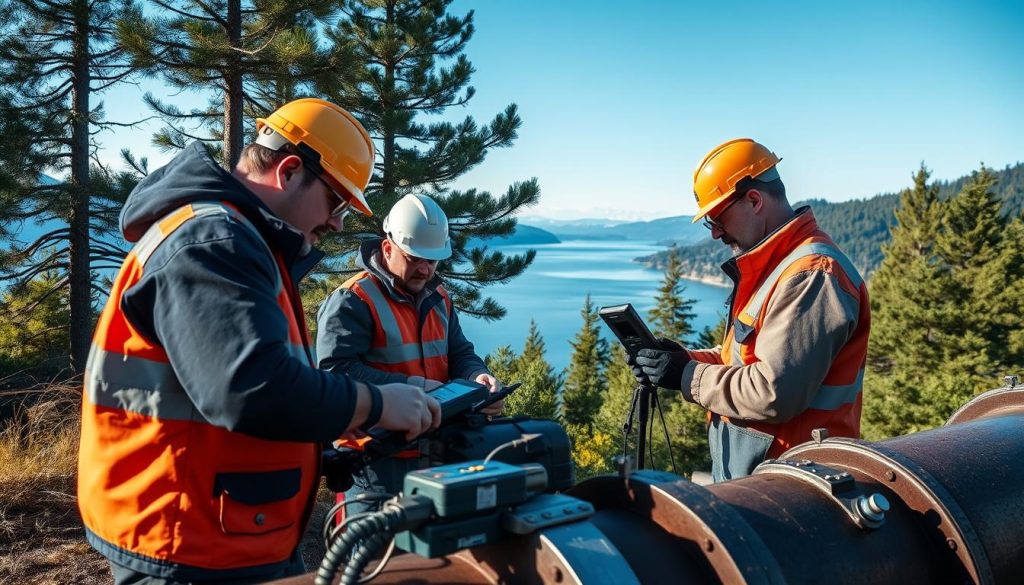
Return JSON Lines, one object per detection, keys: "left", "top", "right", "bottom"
{"left": 459, "top": 240, "right": 730, "bottom": 370}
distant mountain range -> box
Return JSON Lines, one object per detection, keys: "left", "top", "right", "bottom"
{"left": 469, "top": 224, "right": 561, "bottom": 247}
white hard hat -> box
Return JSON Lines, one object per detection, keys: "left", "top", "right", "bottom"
{"left": 382, "top": 194, "right": 452, "bottom": 261}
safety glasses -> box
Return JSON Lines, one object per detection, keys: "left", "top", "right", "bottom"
{"left": 323, "top": 182, "right": 353, "bottom": 218}
{"left": 290, "top": 140, "right": 354, "bottom": 219}
{"left": 702, "top": 195, "right": 741, "bottom": 231}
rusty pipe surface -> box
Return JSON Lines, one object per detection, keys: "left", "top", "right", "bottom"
{"left": 945, "top": 382, "right": 1024, "bottom": 425}
{"left": 283, "top": 388, "right": 1024, "bottom": 585}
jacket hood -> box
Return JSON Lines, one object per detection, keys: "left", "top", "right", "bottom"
{"left": 119, "top": 142, "right": 320, "bottom": 271}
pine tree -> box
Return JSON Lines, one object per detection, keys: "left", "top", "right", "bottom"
{"left": 863, "top": 165, "right": 1024, "bottom": 438}
{"left": 657, "top": 400, "right": 712, "bottom": 477}
{"left": 484, "top": 345, "right": 518, "bottom": 390}
{"left": 504, "top": 321, "right": 559, "bottom": 419}
{"left": 696, "top": 317, "right": 727, "bottom": 349}
{"left": 863, "top": 166, "right": 947, "bottom": 437}
{"left": 0, "top": 0, "right": 140, "bottom": 373}
{"left": 561, "top": 295, "right": 609, "bottom": 430}
{"left": 317, "top": 0, "right": 540, "bottom": 319}
{"left": 646, "top": 252, "right": 709, "bottom": 475}
{"left": 0, "top": 272, "right": 72, "bottom": 380}
{"left": 117, "top": 0, "right": 338, "bottom": 166}
{"left": 592, "top": 344, "right": 638, "bottom": 460}
{"left": 917, "top": 166, "right": 1020, "bottom": 416}
{"left": 648, "top": 250, "right": 698, "bottom": 342}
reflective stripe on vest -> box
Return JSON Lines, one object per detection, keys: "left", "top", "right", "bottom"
{"left": 351, "top": 276, "right": 451, "bottom": 370}
{"left": 734, "top": 242, "right": 863, "bottom": 337}
{"left": 809, "top": 367, "right": 865, "bottom": 410}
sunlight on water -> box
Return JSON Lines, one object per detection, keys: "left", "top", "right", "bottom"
{"left": 460, "top": 240, "right": 730, "bottom": 370}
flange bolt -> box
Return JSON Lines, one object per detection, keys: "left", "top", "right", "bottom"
{"left": 856, "top": 493, "right": 890, "bottom": 524}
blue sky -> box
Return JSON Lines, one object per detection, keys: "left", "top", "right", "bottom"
{"left": 98, "top": 0, "right": 1024, "bottom": 220}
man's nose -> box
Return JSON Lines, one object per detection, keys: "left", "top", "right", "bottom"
{"left": 710, "top": 224, "right": 725, "bottom": 240}
{"left": 327, "top": 215, "right": 343, "bottom": 233}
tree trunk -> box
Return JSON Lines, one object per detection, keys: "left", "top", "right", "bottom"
{"left": 223, "top": 0, "right": 244, "bottom": 168}
{"left": 381, "top": 0, "right": 396, "bottom": 199}
{"left": 68, "top": 0, "right": 93, "bottom": 375}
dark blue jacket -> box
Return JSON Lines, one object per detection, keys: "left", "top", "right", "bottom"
{"left": 118, "top": 142, "right": 362, "bottom": 442}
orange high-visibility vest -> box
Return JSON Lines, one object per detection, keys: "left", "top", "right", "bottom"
{"left": 78, "top": 203, "right": 319, "bottom": 575}
{"left": 341, "top": 271, "right": 452, "bottom": 381}
{"left": 334, "top": 271, "right": 451, "bottom": 453}
{"left": 720, "top": 224, "right": 868, "bottom": 459}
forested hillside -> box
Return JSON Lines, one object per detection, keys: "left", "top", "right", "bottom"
{"left": 639, "top": 162, "right": 1024, "bottom": 285}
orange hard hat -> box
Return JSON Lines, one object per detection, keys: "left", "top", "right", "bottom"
{"left": 256, "top": 98, "right": 376, "bottom": 216}
{"left": 691, "top": 138, "right": 781, "bottom": 223}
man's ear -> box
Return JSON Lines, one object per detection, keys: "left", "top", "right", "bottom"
{"left": 273, "top": 155, "right": 304, "bottom": 190}
{"left": 746, "top": 188, "right": 764, "bottom": 213}
{"left": 381, "top": 237, "right": 392, "bottom": 260}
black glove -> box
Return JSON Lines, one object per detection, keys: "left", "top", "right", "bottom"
{"left": 626, "top": 351, "right": 650, "bottom": 386}
{"left": 634, "top": 348, "right": 690, "bottom": 390}
{"left": 656, "top": 337, "right": 685, "bottom": 351}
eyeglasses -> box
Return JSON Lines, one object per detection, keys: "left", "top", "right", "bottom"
{"left": 322, "top": 182, "right": 353, "bottom": 218}
{"left": 290, "top": 140, "right": 354, "bottom": 219}
{"left": 387, "top": 236, "right": 439, "bottom": 265}
{"left": 701, "top": 195, "right": 741, "bottom": 231}
{"left": 401, "top": 250, "right": 439, "bottom": 266}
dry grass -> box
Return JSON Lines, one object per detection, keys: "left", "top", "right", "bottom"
{"left": 0, "top": 383, "right": 339, "bottom": 583}
{"left": 0, "top": 383, "right": 109, "bottom": 585}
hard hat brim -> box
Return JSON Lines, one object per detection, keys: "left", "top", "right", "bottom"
{"left": 692, "top": 192, "right": 735, "bottom": 223}
{"left": 321, "top": 169, "right": 373, "bottom": 217}
{"left": 397, "top": 240, "right": 453, "bottom": 261}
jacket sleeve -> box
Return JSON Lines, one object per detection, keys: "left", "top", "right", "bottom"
{"left": 446, "top": 308, "right": 488, "bottom": 381}
{"left": 121, "top": 216, "right": 362, "bottom": 443}
{"left": 680, "top": 269, "right": 860, "bottom": 423}
{"left": 687, "top": 347, "right": 724, "bottom": 364}
{"left": 315, "top": 287, "right": 410, "bottom": 385}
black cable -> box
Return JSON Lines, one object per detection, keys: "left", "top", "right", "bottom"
{"left": 341, "top": 531, "right": 395, "bottom": 585}
{"left": 316, "top": 497, "right": 433, "bottom": 585}
{"left": 322, "top": 492, "right": 394, "bottom": 550}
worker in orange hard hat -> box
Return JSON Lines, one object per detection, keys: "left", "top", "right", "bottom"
{"left": 78, "top": 98, "right": 441, "bottom": 584}
{"left": 631, "top": 138, "right": 871, "bottom": 482}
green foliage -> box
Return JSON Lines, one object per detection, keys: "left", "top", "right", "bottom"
{"left": 561, "top": 296, "right": 609, "bottom": 430}
{"left": 484, "top": 322, "right": 560, "bottom": 420}
{"left": 592, "top": 345, "right": 637, "bottom": 457}
{"left": 863, "top": 165, "right": 1024, "bottom": 439}
{"left": 696, "top": 317, "right": 727, "bottom": 350}
{"left": 316, "top": 0, "right": 539, "bottom": 320}
{"left": 657, "top": 400, "right": 712, "bottom": 477}
{"left": 506, "top": 322, "right": 560, "bottom": 419}
{"left": 647, "top": 251, "right": 697, "bottom": 342}
{"left": 0, "top": 0, "right": 140, "bottom": 372}
{"left": 117, "top": 0, "right": 340, "bottom": 166}
{"left": 0, "top": 273, "right": 72, "bottom": 380}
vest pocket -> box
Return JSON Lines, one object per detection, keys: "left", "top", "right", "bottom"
{"left": 213, "top": 468, "right": 301, "bottom": 535}
{"left": 709, "top": 418, "right": 774, "bottom": 482}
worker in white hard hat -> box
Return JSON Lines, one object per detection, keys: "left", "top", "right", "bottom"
{"left": 316, "top": 193, "right": 503, "bottom": 513}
